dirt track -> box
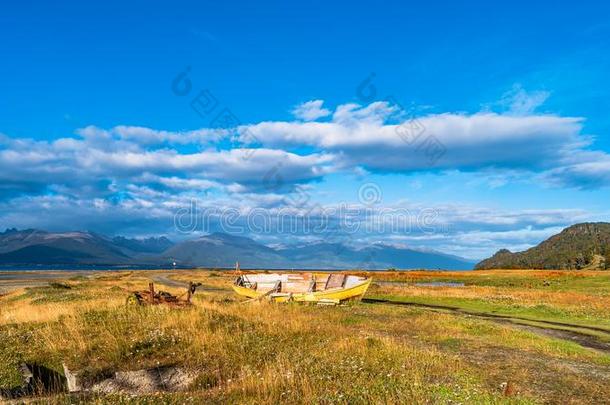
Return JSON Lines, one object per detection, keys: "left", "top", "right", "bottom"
{"left": 362, "top": 298, "right": 610, "bottom": 354}
{"left": 0, "top": 271, "right": 92, "bottom": 294}
{"left": 149, "top": 273, "right": 227, "bottom": 291}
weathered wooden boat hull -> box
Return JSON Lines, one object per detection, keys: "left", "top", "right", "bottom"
{"left": 232, "top": 275, "right": 372, "bottom": 303}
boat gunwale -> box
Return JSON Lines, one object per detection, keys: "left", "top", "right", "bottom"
{"left": 232, "top": 275, "right": 372, "bottom": 301}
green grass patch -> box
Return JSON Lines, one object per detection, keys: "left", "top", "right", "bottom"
{"left": 370, "top": 293, "right": 610, "bottom": 331}
{"left": 380, "top": 272, "right": 610, "bottom": 293}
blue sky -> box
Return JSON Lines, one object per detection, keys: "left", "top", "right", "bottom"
{"left": 1, "top": 1, "right": 610, "bottom": 259}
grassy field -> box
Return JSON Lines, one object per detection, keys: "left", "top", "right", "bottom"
{"left": 0, "top": 270, "right": 609, "bottom": 404}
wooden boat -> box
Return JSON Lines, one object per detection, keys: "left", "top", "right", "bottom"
{"left": 232, "top": 272, "right": 372, "bottom": 304}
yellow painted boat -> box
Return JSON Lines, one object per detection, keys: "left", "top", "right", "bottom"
{"left": 232, "top": 272, "right": 372, "bottom": 304}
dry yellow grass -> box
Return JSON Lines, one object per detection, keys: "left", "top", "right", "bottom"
{"left": 377, "top": 284, "right": 610, "bottom": 318}
{"left": 1, "top": 270, "right": 609, "bottom": 404}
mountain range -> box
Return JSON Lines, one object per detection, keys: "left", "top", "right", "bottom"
{"left": 475, "top": 222, "right": 610, "bottom": 270}
{"left": 0, "top": 228, "right": 475, "bottom": 270}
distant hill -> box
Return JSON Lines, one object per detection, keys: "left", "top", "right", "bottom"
{"left": 475, "top": 222, "right": 610, "bottom": 270}
{"left": 277, "top": 242, "right": 474, "bottom": 270}
{"left": 0, "top": 229, "right": 171, "bottom": 266}
{"left": 162, "top": 233, "right": 289, "bottom": 268}
{"left": 0, "top": 229, "right": 131, "bottom": 265}
{"left": 0, "top": 228, "right": 475, "bottom": 270}
{"left": 0, "top": 245, "right": 94, "bottom": 264}
{"left": 112, "top": 236, "right": 174, "bottom": 253}
{"left": 165, "top": 233, "right": 475, "bottom": 270}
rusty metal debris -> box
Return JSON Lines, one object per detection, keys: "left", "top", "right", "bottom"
{"left": 126, "top": 282, "right": 201, "bottom": 307}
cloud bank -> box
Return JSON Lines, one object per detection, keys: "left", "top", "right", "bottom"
{"left": 0, "top": 97, "right": 608, "bottom": 258}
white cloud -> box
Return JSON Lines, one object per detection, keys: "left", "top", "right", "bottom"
{"left": 0, "top": 96, "right": 608, "bottom": 257}
{"left": 112, "top": 125, "right": 225, "bottom": 145}
{"left": 291, "top": 100, "right": 331, "bottom": 121}
{"left": 498, "top": 84, "right": 550, "bottom": 115}
{"left": 0, "top": 191, "right": 592, "bottom": 259}
{"left": 242, "top": 103, "right": 592, "bottom": 178}
{"left": 0, "top": 128, "right": 337, "bottom": 200}
{"left": 134, "top": 174, "right": 220, "bottom": 191}
{"left": 332, "top": 101, "right": 398, "bottom": 124}
{"left": 540, "top": 153, "right": 610, "bottom": 189}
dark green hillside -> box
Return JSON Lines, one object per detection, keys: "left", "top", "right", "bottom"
{"left": 475, "top": 223, "right": 610, "bottom": 270}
